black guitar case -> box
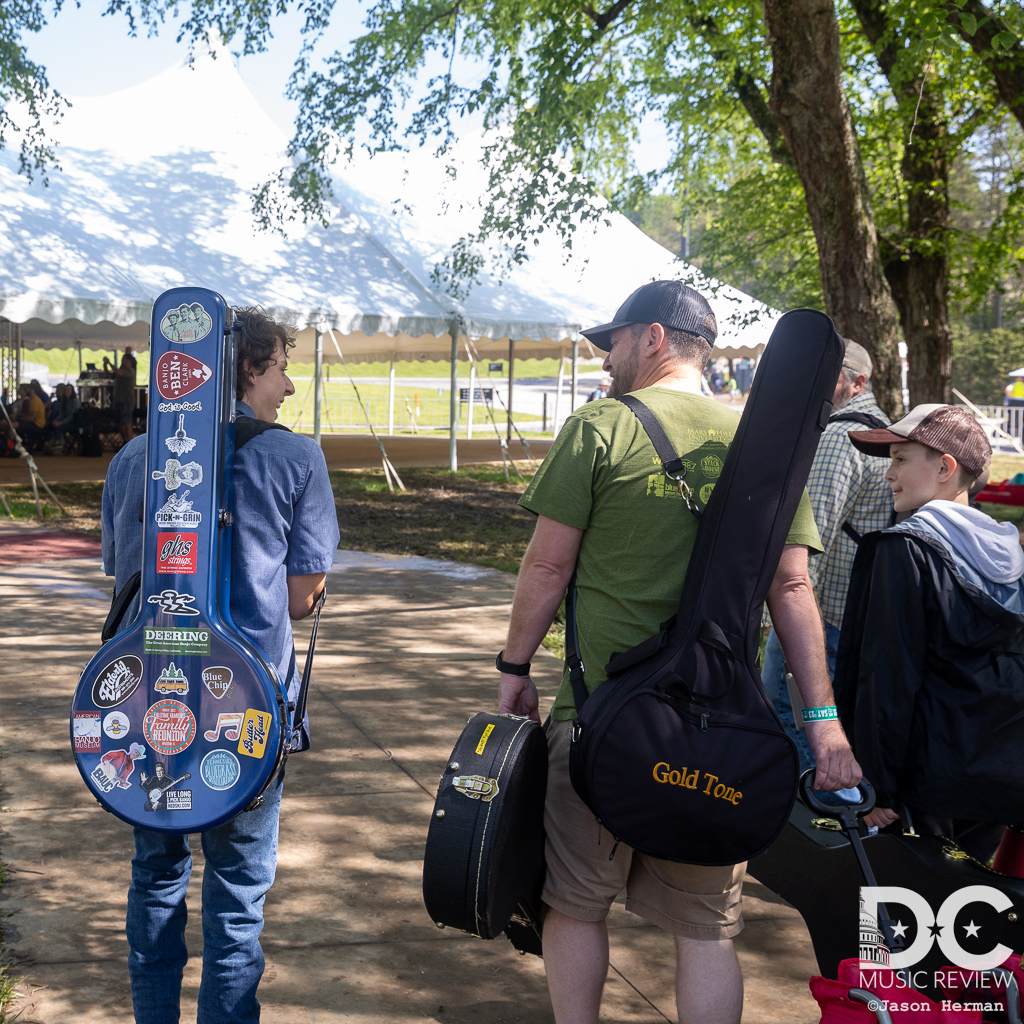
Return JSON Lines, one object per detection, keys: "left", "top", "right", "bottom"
{"left": 568, "top": 308, "right": 844, "bottom": 866}
{"left": 422, "top": 712, "right": 547, "bottom": 955}
{"left": 750, "top": 803, "right": 1024, "bottom": 1003}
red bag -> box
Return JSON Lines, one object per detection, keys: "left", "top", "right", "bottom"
{"left": 810, "top": 959, "right": 986, "bottom": 1023}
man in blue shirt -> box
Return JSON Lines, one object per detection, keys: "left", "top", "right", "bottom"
{"left": 102, "top": 308, "right": 340, "bottom": 1024}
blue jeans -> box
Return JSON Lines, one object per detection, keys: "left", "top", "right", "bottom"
{"left": 762, "top": 623, "right": 841, "bottom": 775}
{"left": 126, "top": 769, "right": 284, "bottom": 1024}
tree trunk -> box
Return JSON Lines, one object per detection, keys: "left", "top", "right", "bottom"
{"left": 884, "top": 93, "right": 952, "bottom": 405}
{"left": 761, "top": 0, "right": 904, "bottom": 417}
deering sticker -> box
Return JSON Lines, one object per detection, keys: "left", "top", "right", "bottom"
{"left": 143, "top": 627, "right": 210, "bottom": 656}
{"left": 237, "top": 709, "right": 271, "bottom": 759}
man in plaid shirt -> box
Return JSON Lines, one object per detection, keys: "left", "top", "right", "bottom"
{"left": 762, "top": 340, "right": 893, "bottom": 770}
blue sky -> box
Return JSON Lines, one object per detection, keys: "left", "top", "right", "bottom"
{"left": 24, "top": 0, "right": 670, "bottom": 173}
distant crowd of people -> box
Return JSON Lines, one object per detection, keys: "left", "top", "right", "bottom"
{"left": 1, "top": 347, "right": 137, "bottom": 457}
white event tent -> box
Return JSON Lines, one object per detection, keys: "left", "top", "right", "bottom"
{"left": 0, "top": 43, "right": 778, "bottom": 467}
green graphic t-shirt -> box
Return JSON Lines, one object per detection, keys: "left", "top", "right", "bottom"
{"left": 519, "top": 387, "right": 822, "bottom": 721}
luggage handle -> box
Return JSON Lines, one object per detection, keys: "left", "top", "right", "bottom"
{"left": 847, "top": 988, "right": 893, "bottom": 1024}
{"left": 800, "top": 769, "right": 876, "bottom": 824}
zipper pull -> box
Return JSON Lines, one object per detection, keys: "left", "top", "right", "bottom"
{"left": 701, "top": 712, "right": 709, "bottom": 732}
{"left": 608, "top": 838, "right": 621, "bottom": 862}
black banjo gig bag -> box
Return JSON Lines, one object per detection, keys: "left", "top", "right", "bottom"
{"left": 423, "top": 712, "right": 547, "bottom": 955}
{"left": 568, "top": 308, "right": 844, "bottom": 866}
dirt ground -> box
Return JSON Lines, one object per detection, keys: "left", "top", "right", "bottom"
{"left": 0, "top": 526, "right": 826, "bottom": 1024}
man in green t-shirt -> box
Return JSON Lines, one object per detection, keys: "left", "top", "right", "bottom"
{"left": 496, "top": 280, "right": 861, "bottom": 1024}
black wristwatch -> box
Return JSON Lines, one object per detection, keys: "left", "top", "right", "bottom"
{"left": 496, "top": 650, "right": 531, "bottom": 676}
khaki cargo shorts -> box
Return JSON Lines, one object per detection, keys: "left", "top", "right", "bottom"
{"left": 542, "top": 718, "right": 745, "bottom": 939}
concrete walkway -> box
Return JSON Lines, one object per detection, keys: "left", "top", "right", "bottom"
{"left": 0, "top": 529, "right": 821, "bottom": 1023}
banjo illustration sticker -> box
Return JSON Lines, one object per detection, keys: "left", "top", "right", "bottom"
{"left": 90, "top": 743, "right": 146, "bottom": 793}
{"left": 143, "top": 699, "right": 197, "bottom": 756}
{"left": 160, "top": 302, "right": 212, "bottom": 344}
{"left": 154, "top": 491, "right": 201, "bottom": 529}
{"left": 152, "top": 459, "right": 203, "bottom": 490}
{"left": 155, "top": 352, "right": 212, "bottom": 400}
{"left": 140, "top": 763, "right": 192, "bottom": 811}
{"left": 164, "top": 415, "right": 198, "bottom": 456}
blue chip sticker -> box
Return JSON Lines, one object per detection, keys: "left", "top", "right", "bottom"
{"left": 200, "top": 749, "right": 241, "bottom": 791}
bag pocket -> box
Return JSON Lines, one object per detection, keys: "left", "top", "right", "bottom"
{"left": 580, "top": 689, "right": 798, "bottom": 865}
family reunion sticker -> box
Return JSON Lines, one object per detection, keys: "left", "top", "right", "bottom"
{"left": 73, "top": 711, "right": 101, "bottom": 751}
{"left": 160, "top": 302, "right": 212, "bottom": 344}
{"left": 144, "top": 700, "right": 197, "bottom": 756}
{"left": 154, "top": 663, "right": 189, "bottom": 696}
{"left": 91, "top": 656, "right": 144, "bottom": 710}
{"left": 143, "top": 626, "right": 211, "bottom": 656}
{"left": 202, "top": 667, "right": 234, "bottom": 700}
{"left": 156, "top": 533, "right": 198, "bottom": 575}
{"left": 154, "top": 492, "right": 201, "bottom": 530}
{"left": 102, "top": 711, "right": 130, "bottom": 739}
{"left": 238, "top": 709, "right": 272, "bottom": 759}
{"left": 200, "top": 750, "right": 241, "bottom": 791}
{"left": 155, "top": 352, "right": 212, "bottom": 400}
{"left": 90, "top": 743, "right": 146, "bottom": 793}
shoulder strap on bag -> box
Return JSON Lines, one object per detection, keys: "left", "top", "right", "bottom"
{"left": 617, "top": 395, "right": 702, "bottom": 519}
{"left": 828, "top": 410, "right": 887, "bottom": 430}
{"left": 102, "top": 414, "right": 293, "bottom": 641}
{"left": 288, "top": 585, "right": 327, "bottom": 751}
{"left": 564, "top": 571, "right": 590, "bottom": 714}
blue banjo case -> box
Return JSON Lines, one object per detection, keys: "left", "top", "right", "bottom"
{"left": 70, "top": 287, "right": 294, "bottom": 832}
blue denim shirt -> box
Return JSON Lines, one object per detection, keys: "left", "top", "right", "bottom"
{"left": 102, "top": 402, "right": 340, "bottom": 747}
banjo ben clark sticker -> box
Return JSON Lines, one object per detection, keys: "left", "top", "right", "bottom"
{"left": 143, "top": 627, "right": 211, "bottom": 656}
{"left": 238, "top": 709, "right": 272, "bottom": 759}
{"left": 144, "top": 700, "right": 197, "bottom": 756}
{"left": 155, "top": 352, "right": 213, "bottom": 400}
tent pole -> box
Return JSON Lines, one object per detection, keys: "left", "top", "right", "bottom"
{"left": 506, "top": 339, "right": 515, "bottom": 444}
{"left": 449, "top": 320, "right": 459, "bottom": 473}
{"left": 313, "top": 330, "right": 323, "bottom": 445}
{"left": 388, "top": 354, "right": 395, "bottom": 435}
{"left": 467, "top": 355, "right": 476, "bottom": 440}
{"left": 77, "top": 339, "right": 82, "bottom": 376}
{"left": 553, "top": 355, "right": 564, "bottom": 434}
{"left": 571, "top": 339, "right": 579, "bottom": 415}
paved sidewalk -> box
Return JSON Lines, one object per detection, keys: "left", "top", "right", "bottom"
{"left": 0, "top": 543, "right": 821, "bottom": 1023}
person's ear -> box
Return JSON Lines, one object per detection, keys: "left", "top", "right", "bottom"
{"left": 938, "top": 453, "right": 958, "bottom": 483}
{"left": 647, "top": 323, "right": 667, "bottom": 355}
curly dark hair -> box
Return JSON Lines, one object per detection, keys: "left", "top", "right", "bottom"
{"left": 233, "top": 306, "right": 296, "bottom": 400}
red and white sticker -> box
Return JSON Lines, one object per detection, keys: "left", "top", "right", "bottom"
{"left": 73, "top": 711, "right": 101, "bottom": 751}
{"left": 143, "top": 700, "right": 196, "bottom": 756}
{"left": 155, "top": 352, "right": 212, "bottom": 400}
{"left": 157, "top": 532, "right": 197, "bottom": 575}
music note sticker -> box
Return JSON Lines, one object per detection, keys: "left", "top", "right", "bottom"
{"left": 204, "top": 712, "right": 244, "bottom": 743}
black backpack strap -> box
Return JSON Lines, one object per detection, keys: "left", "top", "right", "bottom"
{"left": 235, "top": 414, "right": 291, "bottom": 445}
{"left": 102, "top": 571, "right": 142, "bottom": 642}
{"left": 828, "top": 410, "right": 887, "bottom": 430}
{"left": 565, "top": 571, "right": 590, "bottom": 715}
{"left": 617, "top": 395, "right": 701, "bottom": 519}
{"left": 288, "top": 585, "right": 327, "bottom": 752}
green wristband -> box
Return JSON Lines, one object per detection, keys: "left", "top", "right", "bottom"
{"left": 802, "top": 706, "right": 838, "bottom": 723}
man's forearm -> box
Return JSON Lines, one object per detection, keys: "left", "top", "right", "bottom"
{"left": 767, "top": 575, "right": 835, "bottom": 709}
{"left": 504, "top": 557, "right": 573, "bottom": 664}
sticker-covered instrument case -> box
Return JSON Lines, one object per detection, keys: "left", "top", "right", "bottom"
{"left": 422, "top": 712, "right": 547, "bottom": 955}
{"left": 70, "top": 287, "right": 288, "bottom": 833}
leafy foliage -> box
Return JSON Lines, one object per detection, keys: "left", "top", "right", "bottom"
{"left": 0, "top": 0, "right": 68, "bottom": 180}
{"left": 951, "top": 323, "right": 1024, "bottom": 403}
